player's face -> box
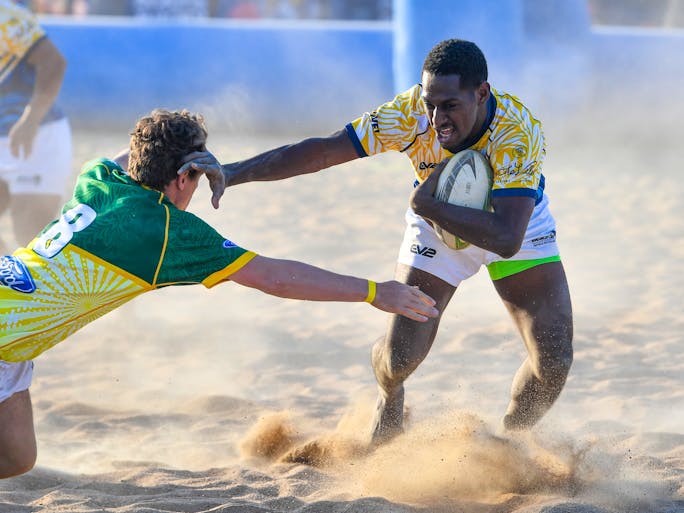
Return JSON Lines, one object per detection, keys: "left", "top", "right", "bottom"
{"left": 421, "top": 72, "right": 490, "bottom": 153}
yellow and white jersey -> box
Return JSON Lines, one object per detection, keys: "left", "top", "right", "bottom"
{"left": 346, "top": 84, "right": 547, "bottom": 204}
{"left": 0, "top": 1, "right": 43, "bottom": 84}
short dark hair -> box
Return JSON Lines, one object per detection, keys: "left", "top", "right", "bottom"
{"left": 422, "top": 39, "right": 488, "bottom": 89}
{"left": 128, "top": 109, "right": 207, "bottom": 191}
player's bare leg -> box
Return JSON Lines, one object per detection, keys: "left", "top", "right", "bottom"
{"left": 493, "top": 261, "right": 573, "bottom": 430}
{"left": 370, "top": 264, "right": 456, "bottom": 444}
{"left": 0, "top": 390, "right": 36, "bottom": 478}
{"left": 10, "top": 193, "right": 62, "bottom": 247}
{"left": 0, "top": 179, "right": 11, "bottom": 254}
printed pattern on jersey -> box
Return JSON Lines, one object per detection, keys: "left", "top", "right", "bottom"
{"left": 0, "top": 158, "right": 256, "bottom": 361}
{"left": 0, "top": 246, "right": 148, "bottom": 361}
{"left": 346, "top": 84, "right": 546, "bottom": 199}
{"left": 0, "top": 2, "right": 43, "bottom": 84}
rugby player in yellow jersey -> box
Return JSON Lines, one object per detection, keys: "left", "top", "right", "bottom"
{"left": 0, "top": 109, "right": 438, "bottom": 479}
{"left": 191, "top": 39, "right": 574, "bottom": 444}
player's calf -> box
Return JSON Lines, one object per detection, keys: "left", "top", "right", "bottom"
{"left": 0, "top": 390, "right": 37, "bottom": 479}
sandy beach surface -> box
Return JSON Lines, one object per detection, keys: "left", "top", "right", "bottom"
{"left": 0, "top": 101, "right": 682, "bottom": 513}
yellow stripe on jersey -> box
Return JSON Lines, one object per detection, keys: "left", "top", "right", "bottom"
{"left": 152, "top": 203, "right": 170, "bottom": 286}
{"left": 202, "top": 251, "right": 257, "bottom": 288}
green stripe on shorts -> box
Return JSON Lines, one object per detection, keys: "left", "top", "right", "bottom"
{"left": 487, "top": 255, "right": 561, "bottom": 281}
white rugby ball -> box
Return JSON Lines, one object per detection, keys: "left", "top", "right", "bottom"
{"left": 433, "top": 149, "right": 493, "bottom": 250}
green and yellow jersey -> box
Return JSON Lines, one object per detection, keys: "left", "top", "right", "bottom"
{"left": 0, "top": 158, "right": 256, "bottom": 361}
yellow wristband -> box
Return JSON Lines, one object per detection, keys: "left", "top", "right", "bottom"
{"left": 365, "top": 280, "right": 377, "bottom": 304}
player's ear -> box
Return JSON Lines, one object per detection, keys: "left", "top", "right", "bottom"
{"left": 176, "top": 170, "right": 190, "bottom": 190}
{"left": 476, "top": 82, "right": 490, "bottom": 105}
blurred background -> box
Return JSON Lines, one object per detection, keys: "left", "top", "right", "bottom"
{"left": 2, "top": 3, "right": 683, "bottom": 504}
{"left": 20, "top": 0, "right": 684, "bottom": 137}
{"left": 18, "top": 0, "right": 684, "bottom": 26}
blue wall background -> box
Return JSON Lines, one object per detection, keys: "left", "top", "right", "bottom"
{"left": 41, "top": 0, "right": 684, "bottom": 135}
{"left": 43, "top": 17, "right": 394, "bottom": 133}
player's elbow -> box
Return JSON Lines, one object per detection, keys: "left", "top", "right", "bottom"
{"left": 493, "top": 235, "right": 524, "bottom": 259}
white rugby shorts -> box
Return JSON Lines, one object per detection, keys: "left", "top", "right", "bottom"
{"left": 0, "top": 360, "right": 33, "bottom": 403}
{"left": 0, "top": 117, "right": 72, "bottom": 196}
{"left": 397, "top": 194, "right": 560, "bottom": 287}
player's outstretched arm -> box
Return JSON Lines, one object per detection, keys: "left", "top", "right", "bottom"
{"left": 179, "top": 129, "right": 359, "bottom": 208}
{"left": 230, "top": 256, "right": 439, "bottom": 322}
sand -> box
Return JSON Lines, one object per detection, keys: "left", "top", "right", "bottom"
{"left": 0, "top": 101, "right": 682, "bottom": 513}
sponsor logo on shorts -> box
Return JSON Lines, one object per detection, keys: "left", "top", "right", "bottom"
{"left": 0, "top": 256, "right": 36, "bottom": 293}
{"left": 222, "top": 239, "right": 238, "bottom": 248}
{"left": 530, "top": 230, "right": 556, "bottom": 247}
{"left": 410, "top": 244, "right": 436, "bottom": 258}
{"left": 419, "top": 161, "right": 437, "bottom": 170}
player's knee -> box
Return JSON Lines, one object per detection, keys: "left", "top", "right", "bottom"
{"left": 372, "top": 343, "right": 419, "bottom": 389}
{"left": 0, "top": 450, "right": 36, "bottom": 479}
{"left": 533, "top": 324, "right": 573, "bottom": 385}
{"left": 385, "top": 356, "right": 418, "bottom": 385}
{"left": 536, "top": 343, "right": 573, "bottom": 387}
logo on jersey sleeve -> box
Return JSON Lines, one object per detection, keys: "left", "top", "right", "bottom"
{"left": 0, "top": 255, "right": 36, "bottom": 293}
{"left": 222, "top": 239, "right": 238, "bottom": 248}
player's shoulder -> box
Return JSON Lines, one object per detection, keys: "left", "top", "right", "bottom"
{"left": 379, "top": 84, "right": 425, "bottom": 116}
{"left": 78, "top": 157, "right": 125, "bottom": 180}
{"left": 491, "top": 88, "right": 540, "bottom": 123}
{"left": 490, "top": 87, "right": 543, "bottom": 140}
{"left": 375, "top": 84, "right": 429, "bottom": 134}
{"left": 0, "top": 1, "right": 43, "bottom": 34}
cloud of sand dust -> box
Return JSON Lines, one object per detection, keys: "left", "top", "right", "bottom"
{"left": 239, "top": 400, "right": 675, "bottom": 511}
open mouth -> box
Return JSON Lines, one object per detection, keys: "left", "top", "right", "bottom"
{"left": 436, "top": 126, "right": 455, "bottom": 144}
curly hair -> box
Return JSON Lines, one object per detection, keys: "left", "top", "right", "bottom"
{"left": 128, "top": 109, "right": 208, "bottom": 191}
{"left": 422, "top": 39, "right": 488, "bottom": 89}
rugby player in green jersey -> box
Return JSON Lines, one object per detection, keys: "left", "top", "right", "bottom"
{"left": 191, "top": 39, "right": 574, "bottom": 445}
{"left": 0, "top": 109, "right": 438, "bottom": 479}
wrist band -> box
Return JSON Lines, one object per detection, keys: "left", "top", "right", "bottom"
{"left": 365, "top": 280, "right": 377, "bottom": 304}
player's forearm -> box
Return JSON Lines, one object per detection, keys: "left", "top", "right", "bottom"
{"left": 224, "top": 130, "right": 357, "bottom": 186}
{"left": 238, "top": 258, "right": 369, "bottom": 302}
{"left": 415, "top": 201, "right": 524, "bottom": 258}
{"left": 23, "top": 50, "right": 66, "bottom": 125}
{"left": 230, "top": 256, "right": 439, "bottom": 322}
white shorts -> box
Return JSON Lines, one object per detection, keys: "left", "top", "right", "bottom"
{"left": 0, "top": 360, "right": 33, "bottom": 403}
{"left": 397, "top": 194, "right": 561, "bottom": 287}
{"left": 0, "top": 117, "right": 72, "bottom": 196}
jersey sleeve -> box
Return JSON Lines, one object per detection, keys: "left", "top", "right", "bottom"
{"left": 489, "top": 106, "right": 546, "bottom": 200}
{"left": 345, "top": 84, "right": 429, "bottom": 157}
{"left": 156, "top": 211, "right": 256, "bottom": 288}
{"left": 0, "top": 4, "right": 45, "bottom": 83}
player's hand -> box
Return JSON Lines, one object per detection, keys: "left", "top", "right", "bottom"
{"left": 8, "top": 116, "right": 40, "bottom": 159}
{"left": 372, "top": 281, "right": 439, "bottom": 322}
{"left": 410, "top": 159, "right": 448, "bottom": 216}
{"left": 179, "top": 151, "right": 225, "bottom": 209}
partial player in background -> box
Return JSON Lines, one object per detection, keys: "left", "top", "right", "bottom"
{"left": 0, "top": 109, "right": 438, "bottom": 479}
{"left": 0, "top": 0, "right": 71, "bottom": 253}
{"left": 190, "top": 39, "right": 574, "bottom": 444}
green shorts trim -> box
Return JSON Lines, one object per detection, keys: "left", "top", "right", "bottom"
{"left": 487, "top": 255, "right": 561, "bottom": 281}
